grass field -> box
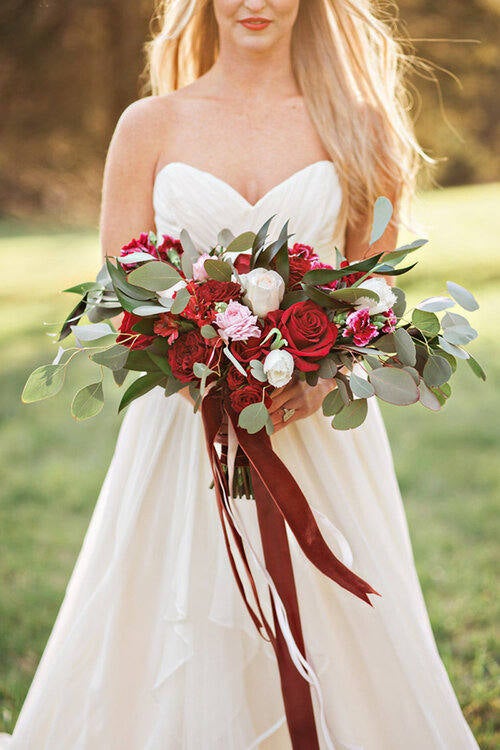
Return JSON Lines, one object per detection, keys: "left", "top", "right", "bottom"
{"left": 0, "top": 183, "right": 499, "bottom": 746}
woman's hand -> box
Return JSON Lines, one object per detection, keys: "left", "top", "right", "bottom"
{"left": 268, "top": 374, "right": 336, "bottom": 433}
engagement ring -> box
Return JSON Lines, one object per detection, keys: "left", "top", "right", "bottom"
{"left": 282, "top": 407, "right": 296, "bottom": 423}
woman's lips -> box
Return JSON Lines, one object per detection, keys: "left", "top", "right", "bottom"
{"left": 238, "top": 18, "right": 272, "bottom": 31}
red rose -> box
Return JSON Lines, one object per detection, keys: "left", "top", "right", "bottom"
{"left": 288, "top": 254, "right": 314, "bottom": 290}
{"left": 233, "top": 253, "right": 251, "bottom": 274}
{"left": 226, "top": 365, "right": 247, "bottom": 390}
{"left": 266, "top": 300, "right": 338, "bottom": 372}
{"left": 116, "top": 311, "right": 155, "bottom": 350}
{"left": 182, "top": 280, "right": 242, "bottom": 325}
{"left": 230, "top": 319, "right": 274, "bottom": 364}
{"left": 119, "top": 233, "right": 183, "bottom": 270}
{"left": 168, "top": 329, "right": 217, "bottom": 383}
{"left": 229, "top": 382, "right": 272, "bottom": 415}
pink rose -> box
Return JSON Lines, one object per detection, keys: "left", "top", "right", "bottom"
{"left": 192, "top": 253, "right": 211, "bottom": 282}
{"left": 214, "top": 301, "right": 262, "bottom": 342}
{"left": 342, "top": 307, "right": 379, "bottom": 346}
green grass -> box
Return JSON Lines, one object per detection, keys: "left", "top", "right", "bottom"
{"left": 0, "top": 184, "right": 499, "bottom": 746}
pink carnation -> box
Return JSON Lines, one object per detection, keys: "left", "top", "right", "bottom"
{"left": 342, "top": 307, "right": 379, "bottom": 346}
{"left": 381, "top": 307, "right": 397, "bottom": 334}
{"left": 214, "top": 301, "right": 262, "bottom": 342}
{"left": 289, "top": 242, "right": 320, "bottom": 262}
{"left": 192, "top": 253, "right": 211, "bottom": 282}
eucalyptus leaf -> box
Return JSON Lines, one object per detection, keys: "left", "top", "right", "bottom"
{"left": 117, "top": 251, "right": 157, "bottom": 265}
{"left": 437, "top": 336, "right": 470, "bottom": 360}
{"left": 128, "top": 261, "right": 182, "bottom": 291}
{"left": 334, "top": 376, "right": 351, "bottom": 406}
{"left": 442, "top": 311, "right": 470, "bottom": 328}
{"left": 322, "top": 388, "right": 344, "bottom": 416}
{"left": 63, "top": 281, "right": 103, "bottom": 295}
{"left": 70, "top": 322, "right": 114, "bottom": 343}
{"left": 179, "top": 228, "right": 199, "bottom": 261}
{"left": 105, "top": 257, "right": 153, "bottom": 300}
{"left": 392, "top": 287, "right": 406, "bottom": 318}
{"left": 332, "top": 398, "right": 368, "bottom": 430}
{"left": 423, "top": 355, "right": 453, "bottom": 387}
{"left": 112, "top": 368, "right": 129, "bottom": 387}
{"left": 442, "top": 325, "right": 477, "bottom": 346}
{"left": 170, "top": 286, "right": 191, "bottom": 315}
{"left": 223, "top": 346, "right": 247, "bottom": 376}
{"left": 402, "top": 366, "right": 420, "bottom": 384}
{"left": 238, "top": 401, "right": 269, "bottom": 434}
{"left": 368, "top": 367, "right": 419, "bottom": 405}
{"left": 200, "top": 324, "right": 218, "bottom": 339}
{"left": 133, "top": 305, "right": 170, "bottom": 316}
{"left": 249, "top": 359, "right": 266, "bottom": 382}
{"left": 349, "top": 372, "right": 375, "bottom": 398}
{"left": 318, "top": 356, "right": 338, "bottom": 379}
{"left": 227, "top": 231, "right": 256, "bottom": 254}
{"left": 415, "top": 296, "right": 455, "bottom": 312}
{"left": 218, "top": 227, "right": 236, "bottom": 247}
{"left": 375, "top": 334, "right": 397, "bottom": 354}
{"left": 71, "top": 381, "right": 104, "bottom": 420}
{"left": 370, "top": 196, "right": 393, "bottom": 244}
{"left": 203, "top": 259, "right": 233, "bottom": 282}
{"left": 21, "top": 364, "right": 66, "bottom": 403}
{"left": 418, "top": 380, "right": 442, "bottom": 411}
{"left": 466, "top": 354, "right": 486, "bottom": 381}
{"left": 446, "top": 281, "right": 479, "bottom": 311}
{"left": 394, "top": 327, "right": 416, "bottom": 366}
{"left": 411, "top": 309, "right": 440, "bottom": 337}
{"left": 90, "top": 344, "right": 130, "bottom": 371}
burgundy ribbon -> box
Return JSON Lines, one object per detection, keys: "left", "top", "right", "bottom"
{"left": 201, "top": 387, "right": 380, "bottom": 748}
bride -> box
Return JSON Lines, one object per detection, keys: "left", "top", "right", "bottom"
{"left": 1, "top": 0, "right": 481, "bottom": 748}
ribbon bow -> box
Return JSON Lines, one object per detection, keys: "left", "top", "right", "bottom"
{"left": 201, "top": 386, "right": 380, "bottom": 749}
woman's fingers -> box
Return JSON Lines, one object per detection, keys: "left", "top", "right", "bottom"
{"left": 268, "top": 382, "right": 302, "bottom": 413}
{"left": 270, "top": 398, "right": 303, "bottom": 430}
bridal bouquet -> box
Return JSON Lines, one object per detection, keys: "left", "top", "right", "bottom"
{"left": 22, "top": 198, "right": 484, "bottom": 434}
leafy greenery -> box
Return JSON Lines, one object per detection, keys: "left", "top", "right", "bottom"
{"left": 0, "top": 183, "right": 498, "bottom": 746}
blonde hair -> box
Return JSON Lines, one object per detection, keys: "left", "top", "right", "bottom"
{"left": 142, "top": 0, "right": 439, "bottom": 245}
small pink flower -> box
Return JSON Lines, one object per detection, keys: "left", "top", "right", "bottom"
{"left": 214, "top": 301, "right": 262, "bottom": 342}
{"left": 192, "top": 253, "right": 211, "bottom": 282}
{"left": 381, "top": 307, "right": 397, "bottom": 334}
{"left": 342, "top": 307, "right": 379, "bottom": 346}
{"left": 289, "top": 242, "right": 320, "bottom": 262}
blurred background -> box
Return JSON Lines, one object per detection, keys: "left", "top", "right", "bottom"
{"left": 0, "top": 0, "right": 499, "bottom": 746}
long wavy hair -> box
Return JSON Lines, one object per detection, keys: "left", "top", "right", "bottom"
{"left": 142, "top": 0, "right": 439, "bottom": 246}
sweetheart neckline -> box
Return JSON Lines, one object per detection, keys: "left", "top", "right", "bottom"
{"left": 153, "top": 159, "right": 339, "bottom": 209}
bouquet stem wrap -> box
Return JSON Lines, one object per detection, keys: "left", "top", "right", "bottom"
{"left": 201, "top": 386, "right": 380, "bottom": 748}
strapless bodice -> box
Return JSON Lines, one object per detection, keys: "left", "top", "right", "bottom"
{"left": 153, "top": 160, "right": 344, "bottom": 265}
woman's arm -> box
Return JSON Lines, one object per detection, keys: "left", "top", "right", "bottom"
{"left": 99, "top": 96, "right": 194, "bottom": 406}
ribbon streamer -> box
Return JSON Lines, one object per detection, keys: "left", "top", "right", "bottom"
{"left": 201, "top": 387, "right": 380, "bottom": 748}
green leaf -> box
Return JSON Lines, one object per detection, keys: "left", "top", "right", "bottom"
{"left": 200, "top": 324, "right": 218, "bottom": 339}
{"left": 442, "top": 325, "right": 478, "bottom": 346}
{"left": 418, "top": 380, "right": 442, "bottom": 411}
{"left": 203, "top": 258, "right": 233, "bottom": 282}
{"left": 281, "top": 290, "right": 308, "bottom": 308}
{"left": 105, "top": 257, "right": 153, "bottom": 300}
{"left": 349, "top": 372, "right": 375, "bottom": 398}
{"left": 238, "top": 402, "right": 270, "bottom": 434}
{"left": 249, "top": 359, "right": 267, "bottom": 382}
{"left": 118, "top": 372, "right": 166, "bottom": 412}
{"left": 370, "top": 196, "right": 393, "bottom": 244}
{"left": 170, "top": 286, "right": 191, "bottom": 314}
{"left": 124, "top": 349, "right": 161, "bottom": 372}
{"left": 63, "top": 281, "right": 103, "bottom": 295}
{"left": 317, "top": 356, "right": 338, "bottom": 379}
{"left": 251, "top": 215, "right": 276, "bottom": 266}
{"left": 392, "top": 287, "right": 406, "bottom": 318}
{"left": 227, "top": 231, "right": 255, "bottom": 253}
{"left": 411, "top": 309, "right": 440, "bottom": 337}
{"left": 127, "top": 261, "right": 182, "bottom": 291}
{"left": 375, "top": 334, "right": 397, "bottom": 354}
{"left": 402, "top": 366, "right": 420, "bottom": 384}
{"left": 423, "top": 355, "right": 453, "bottom": 387}
{"left": 368, "top": 367, "right": 419, "bottom": 405}
{"left": 57, "top": 296, "right": 88, "bottom": 341}
{"left": 332, "top": 398, "right": 368, "bottom": 430}
{"left": 164, "top": 376, "right": 186, "bottom": 397}
{"left": 394, "top": 327, "right": 416, "bottom": 366}
{"left": 71, "top": 381, "right": 104, "bottom": 420}
{"left": 466, "top": 354, "right": 486, "bottom": 381}
{"left": 146, "top": 351, "right": 172, "bottom": 376}
{"left": 446, "top": 281, "right": 479, "bottom": 311}
{"left": 372, "top": 262, "right": 418, "bottom": 276}
{"left": 132, "top": 305, "right": 170, "bottom": 316}
{"left": 322, "top": 388, "right": 344, "bottom": 416}
{"left": 21, "top": 364, "right": 66, "bottom": 403}
{"left": 327, "top": 286, "right": 380, "bottom": 304}
{"left": 416, "top": 296, "right": 455, "bottom": 313}
{"left": 437, "top": 336, "right": 470, "bottom": 360}
{"left": 112, "top": 368, "right": 129, "bottom": 387}
{"left": 90, "top": 344, "right": 130, "bottom": 371}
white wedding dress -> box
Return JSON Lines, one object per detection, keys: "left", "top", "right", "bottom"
{"left": 1, "top": 160, "right": 480, "bottom": 749}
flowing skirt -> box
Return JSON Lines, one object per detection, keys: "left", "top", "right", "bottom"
{"left": 0, "top": 386, "right": 479, "bottom": 749}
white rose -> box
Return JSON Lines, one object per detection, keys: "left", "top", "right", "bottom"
{"left": 239, "top": 267, "right": 285, "bottom": 318}
{"left": 263, "top": 349, "right": 294, "bottom": 388}
{"left": 353, "top": 277, "right": 396, "bottom": 315}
